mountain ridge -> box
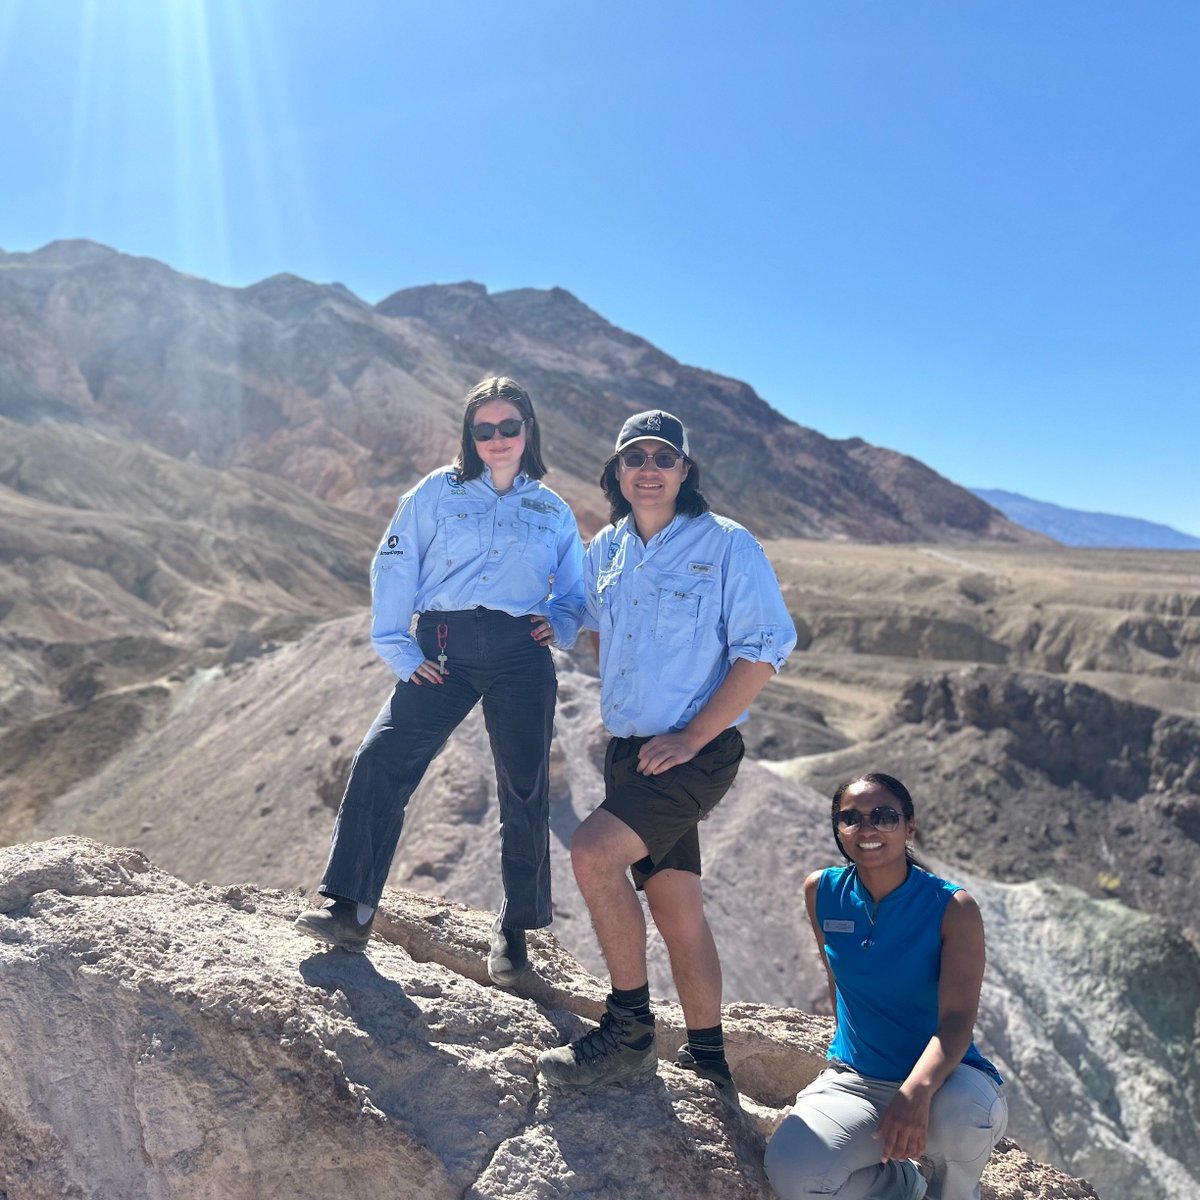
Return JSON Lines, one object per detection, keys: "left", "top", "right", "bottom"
{"left": 0, "top": 238, "right": 1039, "bottom": 544}
{"left": 972, "top": 487, "right": 1200, "bottom": 550}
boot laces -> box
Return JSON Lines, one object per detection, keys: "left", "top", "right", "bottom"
{"left": 571, "top": 1010, "right": 629, "bottom": 1065}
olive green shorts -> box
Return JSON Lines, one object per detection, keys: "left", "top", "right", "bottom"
{"left": 600, "top": 727, "right": 745, "bottom": 889}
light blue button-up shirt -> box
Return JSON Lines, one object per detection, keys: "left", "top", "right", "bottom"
{"left": 371, "top": 466, "right": 585, "bottom": 680}
{"left": 584, "top": 512, "right": 797, "bottom": 737}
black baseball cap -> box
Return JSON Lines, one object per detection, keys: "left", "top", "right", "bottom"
{"left": 614, "top": 410, "right": 689, "bottom": 457}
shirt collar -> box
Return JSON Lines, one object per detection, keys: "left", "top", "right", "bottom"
{"left": 481, "top": 466, "right": 528, "bottom": 492}
{"left": 618, "top": 512, "right": 685, "bottom": 548}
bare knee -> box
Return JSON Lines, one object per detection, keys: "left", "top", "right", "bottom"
{"left": 645, "top": 872, "right": 707, "bottom": 943}
{"left": 570, "top": 818, "right": 622, "bottom": 887}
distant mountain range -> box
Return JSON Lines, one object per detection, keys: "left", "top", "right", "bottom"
{"left": 972, "top": 488, "right": 1200, "bottom": 550}
{"left": 0, "top": 238, "right": 1040, "bottom": 545}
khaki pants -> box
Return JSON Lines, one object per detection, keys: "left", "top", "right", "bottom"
{"left": 765, "top": 1062, "right": 1007, "bottom": 1200}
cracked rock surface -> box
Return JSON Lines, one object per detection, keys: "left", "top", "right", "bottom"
{"left": 1, "top": 838, "right": 1099, "bottom": 1200}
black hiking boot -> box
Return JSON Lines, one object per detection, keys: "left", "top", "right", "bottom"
{"left": 487, "top": 916, "right": 530, "bottom": 987}
{"left": 676, "top": 1044, "right": 739, "bottom": 1104}
{"left": 538, "top": 996, "right": 657, "bottom": 1091}
{"left": 294, "top": 897, "right": 374, "bottom": 952}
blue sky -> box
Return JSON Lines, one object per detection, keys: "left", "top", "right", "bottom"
{"left": 3, "top": 1, "right": 1198, "bottom": 535}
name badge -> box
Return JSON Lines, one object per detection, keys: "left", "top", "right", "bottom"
{"left": 823, "top": 919, "right": 856, "bottom": 933}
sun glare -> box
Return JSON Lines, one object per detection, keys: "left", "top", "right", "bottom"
{"left": 44, "top": 0, "right": 316, "bottom": 285}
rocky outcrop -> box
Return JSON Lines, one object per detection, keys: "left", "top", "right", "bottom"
{"left": 16, "top": 621, "right": 1200, "bottom": 1197}
{"left": 788, "top": 665, "right": 1200, "bottom": 944}
{"left": 896, "top": 668, "right": 1200, "bottom": 800}
{"left": 0, "top": 838, "right": 1098, "bottom": 1200}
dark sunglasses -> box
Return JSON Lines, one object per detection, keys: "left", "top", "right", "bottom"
{"left": 619, "top": 448, "right": 682, "bottom": 470}
{"left": 471, "top": 417, "right": 528, "bottom": 442}
{"left": 834, "top": 806, "right": 902, "bottom": 833}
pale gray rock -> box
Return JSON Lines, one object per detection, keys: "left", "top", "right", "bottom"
{"left": 24, "top": 626, "right": 1200, "bottom": 1197}
{"left": 0, "top": 838, "right": 1096, "bottom": 1200}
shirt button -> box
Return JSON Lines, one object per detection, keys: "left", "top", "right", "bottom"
{"left": 625, "top": 634, "right": 632, "bottom": 640}
{"left": 632, "top": 600, "right": 638, "bottom": 606}
{"left": 482, "top": 576, "right": 489, "bottom": 582}
{"left": 491, "top": 550, "right": 499, "bottom": 555}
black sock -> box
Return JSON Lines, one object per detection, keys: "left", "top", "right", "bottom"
{"left": 611, "top": 983, "right": 652, "bottom": 1019}
{"left": 686, "top": 1023, "right": 726, "bottom": 1064}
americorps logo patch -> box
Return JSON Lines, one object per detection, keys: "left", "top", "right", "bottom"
{"left": 387, "top": 536, "right": 399, "bottom": 549}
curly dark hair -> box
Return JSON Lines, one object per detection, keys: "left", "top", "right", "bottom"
{"left": 453, "top": 376, "right": 547, "bottom": 481}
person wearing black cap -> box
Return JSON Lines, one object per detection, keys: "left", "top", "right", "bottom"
{"left": 538, "top": 409, "right": 797, "bottom": 1096}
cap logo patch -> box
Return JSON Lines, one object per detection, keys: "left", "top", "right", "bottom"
{"left": 646, "top": 412, "right": 662, "bottom": 431}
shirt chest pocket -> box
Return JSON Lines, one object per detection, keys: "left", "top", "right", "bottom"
{"left": 437, "top": 499, "right": 491, "bottom": 561}
{"left": 517, "top": 505, "right": 557, "bottom": 564}
{"left": 654, "top": 573, "right": 712, "bottom": 646}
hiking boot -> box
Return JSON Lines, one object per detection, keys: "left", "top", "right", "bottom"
{"left": 676, "top": 1044, "right": 739, "bottom": 1103}
{"left": 487, "top": 916, "right": 529, "bottom": 987}
{"left": 897, "top": 1158, "right": 928, "bottom": 1200}
{"left": 294, "top": 897, "right": 374, "bottom": 952}
{"left": 538, "top": 996, "right": 657, "bottom": 1091}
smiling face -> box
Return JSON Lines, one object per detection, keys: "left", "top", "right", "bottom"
{"left": 834, "top": 779, "right": 916, "bottom": 872}
{"left": 617, "top": 438, "right": 690, "bottom": 525}
{"left": 470, "top": 397, "right": 527, "bottom": 480}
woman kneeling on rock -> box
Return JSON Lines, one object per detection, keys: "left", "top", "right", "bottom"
{"left": 765, "top": 773, "right": 1007, "bottom": 1200}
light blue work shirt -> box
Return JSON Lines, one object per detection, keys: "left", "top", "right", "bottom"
{"left": 584, "top": 512, "right": 797, "bottom": 737}
{"left": 371, "top": 466, "right": 585, "bottom": 680}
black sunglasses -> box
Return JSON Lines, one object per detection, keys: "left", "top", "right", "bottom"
{"left": 834, "top": 806, "right": 902, "bottom": 833}
{"left": 619, "top": 448, "right": 682, "bottom": 470}
{"left": 471, "top": 417, "right": 528, "bottom": 442}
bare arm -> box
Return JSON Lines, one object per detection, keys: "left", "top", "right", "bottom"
{"left": 874, "top": 890, "right": 987, "bottom": 1162}
{"left": 804, "top": 870, "right": 838, "bottom": 1016}
{"left": 636, "top": 658, "right": 776, "bottom": 774}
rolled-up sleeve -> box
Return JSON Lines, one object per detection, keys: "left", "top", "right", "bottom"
{"left": 547, "top": 510, "right": 586, "bottom": 648}
{"left": 370, "top": 475, "right": 440, "bottom": 680}
{"left": 723, "top": 537, "right": 797, "bottom": 671}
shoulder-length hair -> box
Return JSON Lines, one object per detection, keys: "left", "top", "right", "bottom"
{"left": 453, "top": 376, "right": 547, "bottom": 481}
{"left": 599, "top": 453, "right": 710, "bottom": 525}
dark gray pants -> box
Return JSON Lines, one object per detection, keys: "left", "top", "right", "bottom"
{"left": 319, "top": 608, "right": 557, "bottom": 928}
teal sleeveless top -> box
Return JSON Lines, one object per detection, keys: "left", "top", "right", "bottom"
{"left": 817, "top": 864, "right": 1002, "bottom": 1085}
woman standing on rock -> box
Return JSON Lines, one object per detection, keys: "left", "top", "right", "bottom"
{"left": 765, "top": 773, "right": 1007, "bottom": 1200}
{"left": 295, "top": 377, "right": 585, "bottom": 986}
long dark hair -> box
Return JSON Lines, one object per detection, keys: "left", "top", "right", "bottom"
{"left": 830, "top": 772, "right": 920, "bottom": 867}
{"left": 599, "top": 453, "right": 710, "bottom": 525}
{"left": 453, "top": 376, "right": 547, "bottom": 481}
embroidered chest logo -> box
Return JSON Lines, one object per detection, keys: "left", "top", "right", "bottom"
{"left": 688, "top": 562, "right": 713, "bottom": 575}
{"left": 822, "top": 919, "right": 856, "bottom": 933}
{"left": 444, "top": 471, "right": 466, "bottom": 495}
{"left": 387, "top": 536, "right": 399, "bottom": 548}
